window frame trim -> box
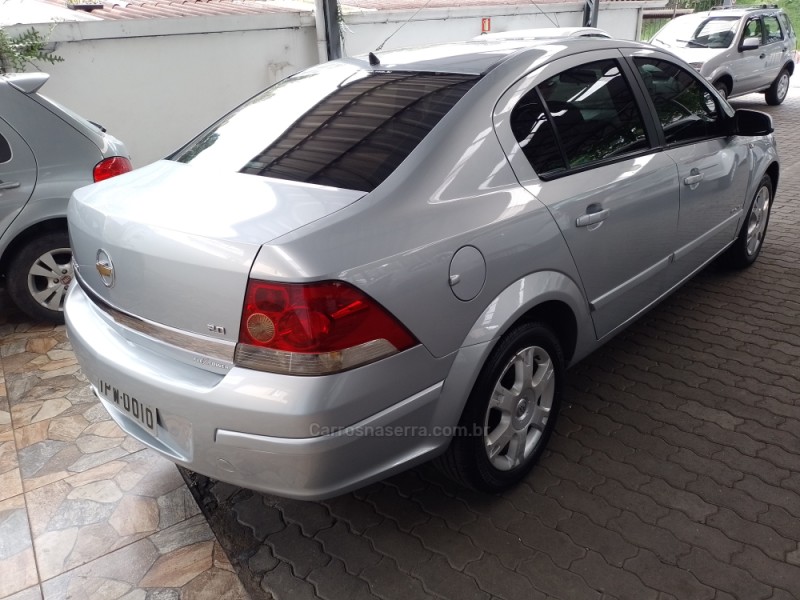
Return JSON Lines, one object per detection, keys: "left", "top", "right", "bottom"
{"left": 494, "top": 49, "right": 663, "bottom": 183}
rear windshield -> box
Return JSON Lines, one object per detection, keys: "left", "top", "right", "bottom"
{"left": 174, "top": 64, "right": 479, "bottom": 193}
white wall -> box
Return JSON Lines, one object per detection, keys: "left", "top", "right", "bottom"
{"left": 6, "top": 1, "right": 661, "bottom": 167}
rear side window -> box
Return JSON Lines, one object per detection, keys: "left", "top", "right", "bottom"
{"left": 634, "top": 58, "right": 725, "bottom": 145}
{"left": 510, "top": 59, "right": 650, "bottom": 177}
{"left": 176, "top": 70, "right": 478, "bottom": 193}
{"left": 779, "top": 13, "right": 794, "bottom": 38}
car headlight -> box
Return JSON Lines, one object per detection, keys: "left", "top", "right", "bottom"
{"left": 689, "top": 62, "right": 704, "bottom": 71}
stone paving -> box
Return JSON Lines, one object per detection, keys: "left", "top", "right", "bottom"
{"left": 187, "top": 88, "right": 800, "bottom": 600}
{"left": 0, "top": 89, "right": 798, "bottom": 600}
{"left": 0, "top": 322, "right": 249, "bottom": 598}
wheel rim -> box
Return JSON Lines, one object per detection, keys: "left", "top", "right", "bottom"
{"left": 746, "top": 185, "right": 770, "bottom": 257}
{"left": 777, "top": 73, "right": 789, "bottom": 101}
{"left": 716, "top": 84, "right": 728, "bottom": 100}
{"left": 483, "top": 345, "right": 555, "bottom": 471}
{"left": 26, "top": 247, "right": 73, "bottom": 312}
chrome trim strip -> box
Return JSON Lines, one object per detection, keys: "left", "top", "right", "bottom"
{"left": 74, "top": 267, "right": 236, "bottom": 363}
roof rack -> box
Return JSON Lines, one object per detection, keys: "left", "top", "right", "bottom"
{"left": 710, "top": 3, "right": 778, "bottom": 9}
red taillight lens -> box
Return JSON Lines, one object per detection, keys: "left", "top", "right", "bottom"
{"left": 93, "top": 156, "right": 133, "bottom": 183}
{"left": 235, "top": 280, "right": 418, "bottom": 375}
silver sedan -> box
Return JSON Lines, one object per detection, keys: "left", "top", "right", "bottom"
{"left": 65, "top": 37, "right": 777, "bottom": 499}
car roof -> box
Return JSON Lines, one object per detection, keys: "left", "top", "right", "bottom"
{"left": 693, "top": 6, "right": 786, "bottom": 18}
{"left": 355, "top": 37, "right": 644, "bottom": 76}
{"left": 473, "top": 27, "right": 611, "bottom": 41}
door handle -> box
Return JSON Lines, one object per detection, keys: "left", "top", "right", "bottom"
{"left": 0, "top": 181, "right": 20, "bottom": 191}
{"left": 576, "top": 207, "right": 609, "bottom": 227}
{"left": 684, "top": 173, "right": 704, "bottom": 186}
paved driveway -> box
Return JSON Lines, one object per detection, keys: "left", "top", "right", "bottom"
{"left": 188, "top": 89, "right": 800, "bottom": 600}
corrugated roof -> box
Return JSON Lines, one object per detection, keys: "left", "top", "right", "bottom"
{"left": 343, "top": 0, "right": 576, "bottom": 8}
{"left": 40, "top": 0, "right": 304, "bottom": 20}
{"left": 37, "top": 0, "right": 647, "bottom": 21}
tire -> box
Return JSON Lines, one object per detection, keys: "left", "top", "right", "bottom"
{"left": 765, "top": 68, "right": 790, "bottom": 105}
{"left": 722, "top": 175, "right": 772, "bottom": 269}
{"left": 437, "top": 321, "right": 564, "bottom": 493}
{"left": 714, "top": 80, "right": 729, "bottom": 101}
{"left": 7, "top": 231, "right": 72, "bottom": 323}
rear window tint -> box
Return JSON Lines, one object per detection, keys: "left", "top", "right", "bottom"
{"left": 176, "top": 71, "right": 479, "bottom": 193}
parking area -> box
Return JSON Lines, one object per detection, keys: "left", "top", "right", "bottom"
{"left": 1, "top": 87, "right": 799, "bottom": 600}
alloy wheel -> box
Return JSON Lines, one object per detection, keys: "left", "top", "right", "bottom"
{"left": 27, "top": 247, "right": 73, "bottom": 312}
{"left": 746, "top": 185, "right": 771, "bottom": 257}
{"left": 484, "top": 345, "right": 555, "bottom": 471}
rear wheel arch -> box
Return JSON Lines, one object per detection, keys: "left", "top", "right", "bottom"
{"left": 0, "top": 217, "right": 68, "bottom": 275}
{"left": 432, "top": 272, "right": 591, "bottom": 450}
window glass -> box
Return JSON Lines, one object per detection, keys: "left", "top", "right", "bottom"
{"left": 778, "top": 13, "right": 794, "bottom": 38}
{"left": 691, "top": 18, "right": 738, "bottom": 48}
{"left": 176, "top": 70, "right": 478, "bottom": 193}
{"left": 511, "top": 60, "right": 650, "bottom": 175}
{"left": 764, "top": 16, "right": 783, "bottom": 43}
{"left": 0, "top": 134, "right": 10, "bottom": 164}
{"left": 635, "top": 58, "right": 725, "bottom": 145}
{"left": 510, "top": 89, "right": 567, "bottom": 175}
{"left": 743, "top": 18, "right": 763, "bottom": 42}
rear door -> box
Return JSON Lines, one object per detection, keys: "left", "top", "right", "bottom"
{"left": 0, "top": 117, "right": 36, "bottom": 239}
{"left": 630, "top": 52, "right": 750, "bottom": 282}
{"left": 494, "top": 50, "right": 681, "bottom": 339}
{"left": 762, "top": 13, "right": 792, "bottom": 83}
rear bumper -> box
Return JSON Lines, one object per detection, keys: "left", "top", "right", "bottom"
{"left": 66, "top": 283, "right": 453, "bottom": 499}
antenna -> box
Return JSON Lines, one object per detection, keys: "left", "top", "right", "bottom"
{"left": 369, "top": 52, "right": 381, "bottom": 66}
{"left": 374, "top": 0, "right": 433, "bottom": 52}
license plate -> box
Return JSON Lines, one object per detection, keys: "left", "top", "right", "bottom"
{"left": 97, "top": 379, "right": 158, "bottom": 437}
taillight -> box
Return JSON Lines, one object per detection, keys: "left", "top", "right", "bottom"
{"left": 93, "top": 156, "right": 133, "bottom": 182}
{"left": 235, "top": 280, "right": 418, "bottom": 375}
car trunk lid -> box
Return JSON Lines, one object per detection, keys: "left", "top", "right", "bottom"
{"left": 68, "top": 160, "right": 365, "bottom": 342}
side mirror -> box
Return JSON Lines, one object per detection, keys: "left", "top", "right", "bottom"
{"left": 741, "top": 37, "right": 761, "bottom": 51}
{"left": 729, "top": 109, "right": 774, "bottom": 136}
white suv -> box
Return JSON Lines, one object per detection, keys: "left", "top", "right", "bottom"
{"left": 651, "top": 6, "right": 796, "bottom": 104}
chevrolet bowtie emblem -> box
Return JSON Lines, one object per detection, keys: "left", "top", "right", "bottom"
{"left": 95, "top": 249, "right": 115, "bottom": 288}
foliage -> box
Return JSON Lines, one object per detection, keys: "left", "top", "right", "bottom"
{"left": 0, "top": 27, "right": 64, "bottom": 74}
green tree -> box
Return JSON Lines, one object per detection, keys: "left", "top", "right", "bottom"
{"left": 0, "top": 27, "right": 64, "bottom": 74}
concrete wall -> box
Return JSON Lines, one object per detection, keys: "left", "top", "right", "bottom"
{"left": 341, "top": 2, "right": 642, "bottom": 55}
{"left": 16, "top": 15, "right": 319, "bottom": 166}
{"left": 6, "top": 1, "right": 659, "bottom": 167}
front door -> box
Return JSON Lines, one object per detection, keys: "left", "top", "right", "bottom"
{"left": 631, "top": 54, "right": 751, "bottom": 282}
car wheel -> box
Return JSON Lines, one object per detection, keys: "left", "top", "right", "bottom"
{"left": 7, "top": 231, "right": 72, "bottom": 323}
{"left": 437, "top": 321, "right": 563, "bottom": 492}
{"left": 723, "top": 175, "right": 772, "bottom": 269}
{"left": 714, "top": 80, "right": 729, "bottom": 100}
{"left": 765, "top": 68, "right": 790, "bottom": 105}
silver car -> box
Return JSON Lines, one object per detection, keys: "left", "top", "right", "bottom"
{"left": 0, "top": 72, "right": 130, "bottom": 322}
{"left": 651, "top": 6, "right": 796, "bottom": 104}
{"left": 66, "top": 38, "right": 778, "bottom": 499}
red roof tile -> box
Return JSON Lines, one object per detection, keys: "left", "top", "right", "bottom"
{"left": 42, "top": 0, "right": 301, "bottom": 20}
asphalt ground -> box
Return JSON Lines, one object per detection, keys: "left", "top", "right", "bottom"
{"left": 185, "top": 86, "right": 800, "bottom": 600}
